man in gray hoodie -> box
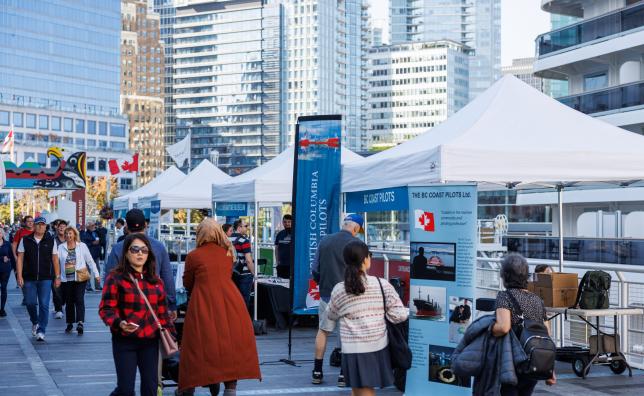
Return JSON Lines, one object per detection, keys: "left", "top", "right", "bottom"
{"left": 311, "top": 213, "right": 363, "bottom": 386}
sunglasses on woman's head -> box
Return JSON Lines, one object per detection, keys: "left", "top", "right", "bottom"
{"left": 129, "top": 246, "right": 149, "bottom": 255}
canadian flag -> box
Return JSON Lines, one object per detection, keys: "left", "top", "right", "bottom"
{"left": 415, "top": 209, "right": 435, "bottom": 232}
{"left": 108, "top": 153, "right": 139, "bottom": 175}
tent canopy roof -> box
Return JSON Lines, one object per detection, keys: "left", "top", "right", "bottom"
{"left": 140, "top": 160, "right": 230, "bottom": 209}
{"left": 113, "top": 166, "right": 186, "bottom": 210}
{"left": 213, "top": 147, "right": 363, "bottom": 203}
{"left": 343, "top": 75, "right": 644, "bottom": 193}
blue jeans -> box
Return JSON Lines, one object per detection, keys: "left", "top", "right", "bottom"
{"left": 24, "top": 280, "right": 52, "bottom": 333}
{"left": 235, "top": 274, "right": 254, "bottom": 310}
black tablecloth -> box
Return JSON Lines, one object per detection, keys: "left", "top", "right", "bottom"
{"left": 256, "top": 282, "right": 290, "bottom": 330}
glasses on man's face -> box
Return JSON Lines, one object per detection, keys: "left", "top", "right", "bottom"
{"left": 368, "top": 252, "right": 373, "bottom": 259}
{"left": 128, "top": 246, "right": 149, "bottom": 255}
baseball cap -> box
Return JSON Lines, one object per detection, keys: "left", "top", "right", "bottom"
{"left": 34, "top": 217, "right": 47, "bottom": 224}
{"left": 126, "top": 209, "right": 146, "bottom": 232}
{"left": 343, "top": 213, "right": 364, "bottom": 232}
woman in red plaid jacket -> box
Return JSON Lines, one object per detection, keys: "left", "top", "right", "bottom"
{"left": 99, "top": 233, "right": 175, "bottom": 396}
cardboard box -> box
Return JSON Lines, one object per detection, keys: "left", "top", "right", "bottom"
{"left": 589, "top": 334, "right": 620, "bottom": 355}
{"left": 534, "top": 286, "right": 578, "bottom": 308}
{"left": 533, "top": 272, "right": 578, "bottom": 289}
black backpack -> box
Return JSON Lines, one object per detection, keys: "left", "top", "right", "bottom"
{"left": 574, "top": 271, "right": 611, "bottom": 309}
{"left": 506, "top": 291, "right": 556, "bottom": 380}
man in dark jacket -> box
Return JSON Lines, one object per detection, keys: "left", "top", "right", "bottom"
{"left": 105, "top": 209, "right": 177, "bottom": 320}
{"left": 81, "top": 222, "right": 102, "bottom": 291}
{"left": 310, "top": 213, "right": 363, "bottom": 386}
{"left": 16, "top": 217, "right": 60, "bottom": 341}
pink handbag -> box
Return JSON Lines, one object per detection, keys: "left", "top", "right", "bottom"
{"left": 130, "top": 275, "right": 178, "bottom": 357}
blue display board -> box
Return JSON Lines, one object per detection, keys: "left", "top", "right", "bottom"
{"left": 291, "top": 115, "right": 342, "bottom": 315}
{"left": 345, "top": 186, "right": 409, "bottom": 212}
{"left": 215, "top": 202, "right": 248, "bottom": 218}
{"left": 148, "top": 200, "right": 161, "bottom": 240}
{"left": 405, "top": 185, "right": 477, "bottom": 395}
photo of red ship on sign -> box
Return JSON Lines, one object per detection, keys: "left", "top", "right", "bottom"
{"left": 415, "top": 210, "right": 435, "bottom": 232}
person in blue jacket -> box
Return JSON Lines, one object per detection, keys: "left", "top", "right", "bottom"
{"left": 105, "top": 209, "right": 177, "bottom": 319}
{"left": 0, "top": 228, "right": 16, "bottom": 317}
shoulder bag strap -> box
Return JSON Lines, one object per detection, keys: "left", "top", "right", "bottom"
{"left": 129, "top": 274, "right": 163, "bottom": 330}
{"left": 377, "top": 278, "right": 387, "bottom": 321}
{"left": 505, "top": 289, "right": 524, "bottom": 317}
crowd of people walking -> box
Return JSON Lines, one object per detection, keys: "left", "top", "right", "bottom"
{"left": 0, "top": 206, "right": 559, "bottom": 396}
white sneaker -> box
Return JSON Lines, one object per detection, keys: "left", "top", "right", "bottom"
{"left": 36, "top": 332, "right": 45, "bottom": 342}
{"left": 32, "top": 325, "right": 38, "bottom": 337}
{"left": 55, "top": 311, "right": 63, "bottom": 319}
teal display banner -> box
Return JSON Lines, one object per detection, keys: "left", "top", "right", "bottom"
{"left": 345, "top": 186, "right": 408, "bottom": 212}
{"left": 405, "top": 185, "right": 477, "bottom": 395}
{"left": 148, "top": 200, "right": 161, "bottom": 240}
{"left": 291, "top": 115, "right": 342, "bottom": 315}
{"left": 215, "top": 202, "right": 248, "bottom": 218}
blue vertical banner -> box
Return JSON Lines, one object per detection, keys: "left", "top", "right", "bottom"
{"left": 405, "top": 185, "right": 477, "bottom": 395}
{"left": 148, "top": 200, "right": 161, "bottom": 240}
{"left": 291, "top": 115, "right": 342, "bottom": 315}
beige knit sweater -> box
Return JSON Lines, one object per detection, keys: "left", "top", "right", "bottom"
{"left": 325, "top": 275, "right": 408, "bottom": 354}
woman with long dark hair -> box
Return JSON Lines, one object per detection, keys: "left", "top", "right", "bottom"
{"left": 324, "top": 240, "right": 407, "bottom": 396}
{"left": 99, "top": 234, "right": 175, "bottom": 396}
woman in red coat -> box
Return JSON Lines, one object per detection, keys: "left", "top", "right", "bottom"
{"left": 178, "top": 218, "right": 261, "bottom": 395}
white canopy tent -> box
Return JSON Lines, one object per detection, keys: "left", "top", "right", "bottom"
{"left": 343, "top": 75, "right": 644, "bottom": 193}
{"left": 113, "top": 166, "right": 186, "bottom": 211}
{"left": 343, "top": 75, "right": 644, "bottom": 279}
{"left": 139, "top": 160, "right": 231, "bottom": 209}
{"left": 212, "top": 146, "right": 364, "bottom": 203}
{"left": 343, "top": 75, "right": 644, "bottom": 346}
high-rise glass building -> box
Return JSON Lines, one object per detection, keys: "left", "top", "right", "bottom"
{"left": 389, "top": 0, "right": 501, "bottom": 99}
{"left": 367, "top": 40, "right": 470, "bottom": 149}
{"left": 150, "top": 0, "right": 177, "bottom": 167}
{"left": 0, "top": 0, "right": 134, "bottom": 191}
{"left": 122, "top": 0, "right": 166, "bottom": 185}
{"left": 285, "top": 0, "right": 370, "bottom": 151}
{"left": 172, "top": 0, "right": 286, "bottom": 175}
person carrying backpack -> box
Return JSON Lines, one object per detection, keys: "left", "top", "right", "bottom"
{"left": 492, "top": 254, "right": 556, "bottom": 396}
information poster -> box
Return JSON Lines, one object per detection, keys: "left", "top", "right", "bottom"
{"left": 405, "top": 185, "right": 477, "bottom": 395}
{"left": 148, "top": 200, "right": 161, "bottom": 240}
{"left": 291, "top": 115, "right": 342, "bottom": 315}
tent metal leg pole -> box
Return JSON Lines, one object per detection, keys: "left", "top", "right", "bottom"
{"left": 254, "top": 201, "right": 259, "bottom": 322}
{"left": 557, "top": 185, "right": 565, "bottom": 347}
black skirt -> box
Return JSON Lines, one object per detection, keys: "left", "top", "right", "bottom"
{"left": 341, "top": 347, "right": 394, "bottom": 389}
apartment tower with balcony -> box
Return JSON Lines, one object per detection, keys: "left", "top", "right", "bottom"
{"left": 389, "top": 0, "right": 501, "bottom": 99}
{"left": 535, "top": 0, "right": 644, "bottom": 134}
{"left": 172, "top": 0, "right": 286, "bottom": 174}
{"left": 284, "top": 0, "right": 371, "bottom": 152}
{"left": 121, "top": 0, "right": 166, "bottom": 185}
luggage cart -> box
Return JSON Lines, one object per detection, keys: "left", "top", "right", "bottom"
{"left": 546, "top": 307, "right": 643, "bottom": 378}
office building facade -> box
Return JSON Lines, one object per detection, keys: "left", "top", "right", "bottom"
{"left": 0, "top": 0, "right": 133, "bottom": 191}
{"left": 122, "top": 0, "right": 166, "bottom": 185}
{"left": 389, "top": 0, "right": 501, "bottom": 99}
{"left": 367, "top": 40, "right": 470, "bottom": 149}
{"left": 150, "top": 0, "right": 177, "bottom": 167}
{"left": 502, "top": 58, "right": 548, "bottom": 94}
{"left": 172, "top": 0, "right": 286, "bottom": 174}
{"left": 285, "top": 0, "right": 370, "bottom": 151}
